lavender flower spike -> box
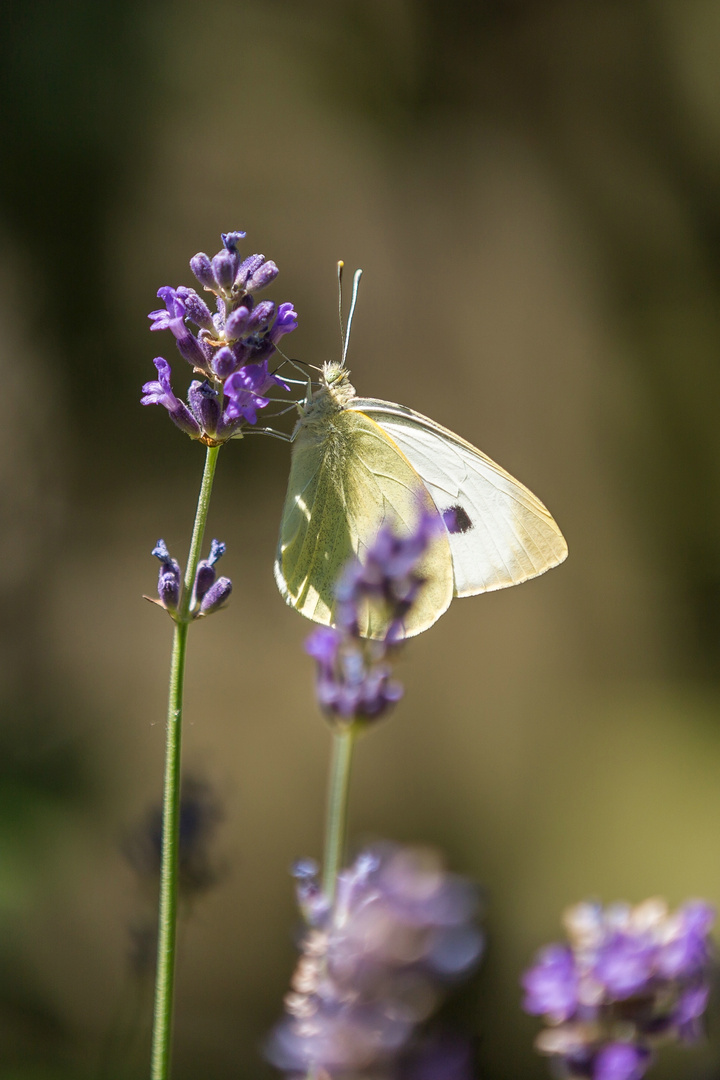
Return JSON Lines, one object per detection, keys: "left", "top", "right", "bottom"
{"left": 145, "top": 231, "right": 297, "bottom": 441}
{"left": 305, "top": 512, "right": 440, "bottom": 725}
{"left": 267, "top": 844, "right": 483, "bottom": 1078}
{"left": 522, "top": 897, "right": 715, "bottom": 1080}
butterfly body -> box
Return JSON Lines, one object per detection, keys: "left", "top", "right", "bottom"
{"left": 275, "top": 361, "right": 567, "bottom": 637}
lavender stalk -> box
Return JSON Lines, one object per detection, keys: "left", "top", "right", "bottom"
{"left": 151, "top": 443, "right": 219, "bottom": 1080}
{"left": 141, "top": 230, "right": 297, "bottom": 1080}
{"left": 266, "top": 514, "right": 485, "bottom": 1079}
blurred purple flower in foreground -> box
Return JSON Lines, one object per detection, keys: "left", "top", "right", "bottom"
{"left": 522, "top": 897, "right": 715, "bottom": 1080}
{"left": 267, "top": 844, "right": 483, "bottom": 1077}
{"left": 142, "top": 231, "right": 297, "bottom": 442}
{"left": 305, "top": 512, "right": 439, "bottom": 724}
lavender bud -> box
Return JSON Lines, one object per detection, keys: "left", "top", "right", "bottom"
{"left": 199, "top": 576, "right": 232, "bottom": 615}
{"left": 246, "top": 259, "right": 279, "bottom": 292}
{"left": 176, "top": 286, "right": 214, "bottom": 331}
{"left": 212, "top": 345, "right": 238, "bottom": 379}
{"left": 175, "top": 325, "right": 211, "bottom": 370}
{"left": 224, "top": 305, "right": 252, "bottom": 341}
{"left": 247, "top": 299, "right": 275, "bottom": 333}
{"left": 234, "top": 252, "right": 265, "bottom": 291}
{"left": 188, "top": 380, "right": 221, "bottom": 437}
{"left": 212, "top": 248, "right": 237, "bottom": 292}
{"left": 189, "top": 252, "right": 216, "bottom": 290}
{"left": 192, "top": 539, "right": 226, "bottom": 605}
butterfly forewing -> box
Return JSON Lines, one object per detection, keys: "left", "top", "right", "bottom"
{"left": 354, "top": 399, "right": 568, "bottom": 596}
{"left": 275, "top": 408, "right": 454, "bottom": 638}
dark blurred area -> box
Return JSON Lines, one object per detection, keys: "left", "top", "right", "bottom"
{"left": 3, "top": 0, "right": 720, "bottom": 1077}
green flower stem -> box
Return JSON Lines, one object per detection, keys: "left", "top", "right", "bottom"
{"left": 322, "top": 723, "right": 358, "bottom": 904}
{"left": 150, "top": 443, "right": 221, "bottom": 1080}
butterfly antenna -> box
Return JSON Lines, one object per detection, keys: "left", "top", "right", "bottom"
{"left": 337, "top": 260, "right": 346, "bottom": 359}
{"left": 342, "top": 268, "right": 363, "bottom": 366}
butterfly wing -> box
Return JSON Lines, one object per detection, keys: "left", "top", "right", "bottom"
{"left": 275, "top": 406, "right": 454, "bottom": 637}
{"left": 353, "top": 399, "right": 568, "bottom": 596}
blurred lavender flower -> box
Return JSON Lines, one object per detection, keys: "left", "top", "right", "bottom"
{"left": 522, "top": 897, "right": 715, "bottom": 1080}
{"left": 123, "top": 776, "right": 224, "bottom": 974}
{"left": 267, "top": 844, "right": 483, "bottom": 1078}
{"left": 148, "top": 537, "right": 231, "bottom": 619}
{"left": 305, "top": 513, "right": 439, "bottom": 725}
{"left": 143, "top": 231, "right": 297, "bottom": 443}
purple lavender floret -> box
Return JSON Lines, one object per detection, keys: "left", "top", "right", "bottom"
{"left": 522, "top": 944, "right": 579, "bottom": 1021}
{"left": 305, "top": 513, "right": 440, "bottom": 725}
{"left": 141, "top": 358, "right": 201, "bottom": 438}
{"left": 523, "top": 898, "right": 715, "bottom": 1080}
{"left": 266, "top": 844, "right": 483, "bottom": 1077}
{"left": 143, "top": 231, "right": 297, "bottom": 442}
{"left": 224, "top": 359, "right": 290, "bottom": 426}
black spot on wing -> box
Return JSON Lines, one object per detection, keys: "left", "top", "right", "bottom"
{"left": 443, "top": 505, "right": 473, "bottom": 534}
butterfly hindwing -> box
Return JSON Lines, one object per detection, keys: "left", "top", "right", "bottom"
{"left": 354, "top": 399, "right": 568, "bottom": 596}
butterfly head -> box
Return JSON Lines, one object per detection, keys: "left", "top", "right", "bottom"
{"left": 316, "top": 360, "right": 354, "bottom": 405}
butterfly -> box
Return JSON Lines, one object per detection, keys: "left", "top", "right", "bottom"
{"left": 274, "top": 271, "right": 567, "bottom": 638}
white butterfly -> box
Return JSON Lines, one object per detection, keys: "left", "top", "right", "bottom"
{"left": 274, "top": 358, "right": 567, "bottom": 638}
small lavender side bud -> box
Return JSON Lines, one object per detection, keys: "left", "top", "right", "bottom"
{"left": 152, "top": 539, "right": 181, "bottom": 612}
{"left": 198, "top": 576, "right": 232, "bottom": 615}
{"left": 192, "top": 538, "right": 226, "bottom": 604}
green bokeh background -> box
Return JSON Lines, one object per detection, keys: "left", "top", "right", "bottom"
{"left": 3, "top": 1, "right": 720, "bottom": 1076}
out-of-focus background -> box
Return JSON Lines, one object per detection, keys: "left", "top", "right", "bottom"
{"left": 3, "top": 1, "right": 720, "bottom": 1077}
